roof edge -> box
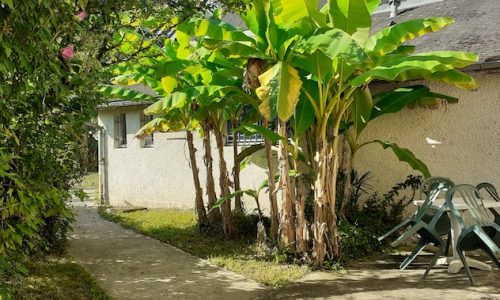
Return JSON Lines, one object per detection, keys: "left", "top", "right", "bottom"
{"left": 97, "top": 100, "right": 153, "bottom": 110}
{"left": 463, "top": 60, "right": 500, "bottom": 72}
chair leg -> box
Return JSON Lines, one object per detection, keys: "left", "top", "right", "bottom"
{"left": 457, "top": 248, "right": 475, "bottom": 285}
{"left": 378, "top": 221, "right": 407, "bottom": 242}
{"left": 400, "top": 238, "right": 427, "bottom": 270}
{"left": 423, "top": 243, "right": 445, "bottom": 279}
{"left": 444, "top": 232, "right": 452, "bottom": 257}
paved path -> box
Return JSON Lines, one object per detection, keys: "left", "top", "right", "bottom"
{"left": 67, "top": 200, "right": 267, "bottom": 300}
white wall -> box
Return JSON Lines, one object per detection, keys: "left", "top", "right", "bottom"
{"left": 98, "top": 107, "right": 272, "bottom": 214}
{"left": 355, "top": 71, "right": 500, "bottom": 193}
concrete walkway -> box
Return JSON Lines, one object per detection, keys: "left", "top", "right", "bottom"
{"left": 67, "top": 200, "right": 267, "bottom": 300}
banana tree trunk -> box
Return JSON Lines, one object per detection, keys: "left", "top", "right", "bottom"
{"left": 232, "top": 121, "right": 242, "bottom": 212}
{"left": 263, "top": 118, "right": 279, "bottom": 240}
{"left": 294, "top": 174, "right": 309, "bottom": 255}
{"left": 277, "top": 119, "right": 295, "bottom": 247}
{"left": 312, "top": 132, "right": 341, "bottom": 265}
{"left": 214, "top": 127, "right": 237, "bottom": 237}
{"left": 340, "top": 136, "right": 353, "bottom": 217}
{"left": 186, "top": 130, "right": 208, "bottom": 226}
{"left": 202, "top": 121, "right": 221, "bottom": 223}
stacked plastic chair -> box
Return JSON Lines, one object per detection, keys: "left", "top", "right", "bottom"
{"left": 378, "top": 177, "right": 453, "bottom": 269}
{"left": 424, "top": 185, "right": 500, "bottom": 285}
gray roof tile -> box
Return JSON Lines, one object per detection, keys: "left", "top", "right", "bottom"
{"left": 371, "top": 0, "right": 500, "bottom": 61}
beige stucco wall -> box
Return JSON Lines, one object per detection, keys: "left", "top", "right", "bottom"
{"left": 355, "top": 71, "right": 500, "bottom": 194}
{"left": 98, "top": 107, "right": 272, "bottom": 213}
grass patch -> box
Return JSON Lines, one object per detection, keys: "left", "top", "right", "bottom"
{"left": 8, "top": 256, "right": 111, "bottom": 300}
{"left": 80, "top": 172, "right": 98, "bottom": 189}
{"left": 99, "top": 208, "right": 309, "bottom": 287}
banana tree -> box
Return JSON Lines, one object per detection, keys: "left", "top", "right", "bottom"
{"left": 175, "top": 8, "right": 307, "bottom": 242}
{"left": 99, "top": 57, "right": 215, "bottom": 226}
{"left": 100, "top": 41, "right": 231, "bottom": 225}
{"left": 291, "top": 1, "right": 477, "bottom": 264}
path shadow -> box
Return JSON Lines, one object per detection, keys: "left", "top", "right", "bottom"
{"left": 259, "top": 253, "right": 500, "bottom": 299}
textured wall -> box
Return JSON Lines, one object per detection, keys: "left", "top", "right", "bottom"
{"left": 355, "top": 71, "right": 500, "bottom": 194}
{"left": 98, "top": 108, "right": 272, "bottom": 213}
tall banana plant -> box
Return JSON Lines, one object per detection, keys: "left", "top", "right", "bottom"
{"left": 177, "top": 0, "right": 326, "bottom": 247}
{"left": 294, "top": 1, "right": 476, "bottom": 264}
{"left": 99, "top": 54, "right": 215, "bottom": 227}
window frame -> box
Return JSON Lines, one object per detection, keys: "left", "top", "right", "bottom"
{"left": 140, "top": 113, "right": 154, "bottom": 148}
{"left": 114, "top": 112, "right": 127, "bottom": 148}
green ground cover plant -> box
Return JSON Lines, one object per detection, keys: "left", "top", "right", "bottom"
{"left": 6, "top": 256, "right": 111, "bottom": 300}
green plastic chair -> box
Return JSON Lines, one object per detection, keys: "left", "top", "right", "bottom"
{"left": 424, "top": 184, "right": 500, "bottom": 284}
{"left": 378, "top": 177, "right": 453, "bottom": 269}
{"left": 477, "top": 182, "right": 500, "bottom": 243}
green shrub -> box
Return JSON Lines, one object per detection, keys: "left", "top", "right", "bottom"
{"left": 338, "top": 174, "right": 423, "bottom": 262}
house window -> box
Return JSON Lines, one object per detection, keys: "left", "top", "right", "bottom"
{"left": 114, "top": 113, "right": 127, "bottom": 148}
{"left": 140, "top": 114, "right": 154, "bottom": 148}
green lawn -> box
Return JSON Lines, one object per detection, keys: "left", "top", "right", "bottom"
{"left": 8, "top": 256, "right": 111, "bottom": 300}
{"left": 80, "top": 172, "right": 99, "bottom": 189}
{"left": 99, "top": 209, "right": 309, "bottom": 287}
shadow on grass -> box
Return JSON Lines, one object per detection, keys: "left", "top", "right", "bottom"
{"left": 11, "top": 256, "right": 111, "bottom": 300}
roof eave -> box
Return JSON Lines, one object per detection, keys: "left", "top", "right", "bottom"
{"left": 97, "top": 101, "right": 153, "bottom": 110}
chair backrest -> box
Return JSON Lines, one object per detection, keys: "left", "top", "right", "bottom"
{"left": 416, "top": 177, "right": 454, "bottom": 219}
{"left": 476, "top": 182, "right": 500, "bottom": 202}
{"left": 446, "top": 184, "right": 495, "bottom": 227}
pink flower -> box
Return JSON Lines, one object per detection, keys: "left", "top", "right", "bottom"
{"left": 74, "top": 11, "right": 87, "bottom": 21}
{"left": 60, "top": 46, "right": 74, "bottom": 61}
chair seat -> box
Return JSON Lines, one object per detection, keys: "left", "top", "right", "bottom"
{"left": 460, "top": 226, "right": 498, "bottom": 251}
{"left": 421, "top": 213, "right": 451, "bottom": 235}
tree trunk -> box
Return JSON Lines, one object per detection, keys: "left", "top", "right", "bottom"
{"left": 312, "top": 133, "right": 341, "bottom": 265}
{"left": 232, "top": 121, "right": 243, "bottom": 212}
{"left": 186, "top": 130, "right": 208, "bottom": 226}
{"left": 214, "top": 127, "right": 237, "bottom": 237}
{"left": 202, "top": 121, "right": 221, "bottom": 223}
{"left": 263, "top": 118, "right": 279, "bottom": 240}
{"left": 277, "top": 119, "right": 295, "bottom": 247}
{"left": 340, "top": 136, "right": 353, "bottom": 217}
{"left": 294, "top": 174, "right": 309, "bottom": 256}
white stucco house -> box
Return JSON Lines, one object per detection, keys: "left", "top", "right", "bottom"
{"left": 97, "top": 97, "right": 271, "bottom": 210}
{"left": 97, "top": 0, "right": 500, "bottom": 211}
